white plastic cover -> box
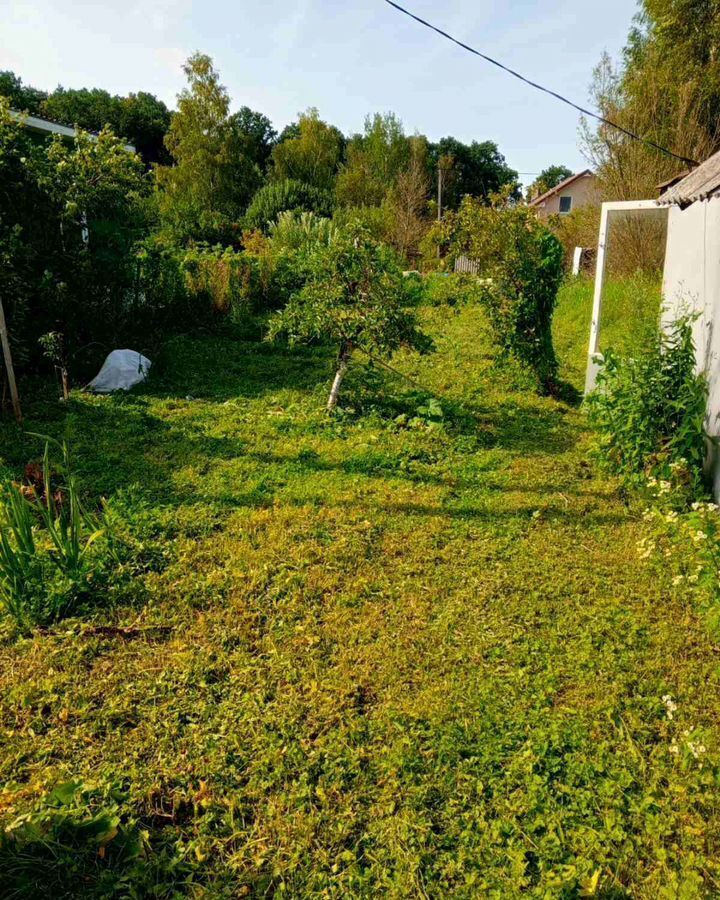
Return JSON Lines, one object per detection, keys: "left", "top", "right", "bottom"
{"left": 87, "top": 350, "right": 152, "bottom": 393}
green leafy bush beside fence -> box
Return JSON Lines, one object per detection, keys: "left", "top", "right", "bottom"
{"left": 442, "top": 196, "right": 564, "bottom": 391}
{"left": 587, "top": 316, "right": 708, "bottom": 501}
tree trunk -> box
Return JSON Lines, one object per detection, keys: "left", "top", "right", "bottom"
{"left": 327, "top": 342, "right": 352, "bottom": 412}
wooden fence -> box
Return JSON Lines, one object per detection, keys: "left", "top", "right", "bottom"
{"left": 454, "top": 255, "right": 481, "bottom": 276}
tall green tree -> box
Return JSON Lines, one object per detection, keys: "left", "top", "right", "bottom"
{"left": 156, "top": 53, "right": 261, "bottom": 244}
{"left": 428, "top": 138, "right": 518, "bottom": 208}
{"left": 583, "top": 0, "right": 720, "bottom": 202}
{"left": 268, "top": 224, "right": 431, "bottom": 410}
{"left": 41, "top": 87, "right": 171, "bottom": 164}
{"left": 336, "top": 112, "right": 411, "bottom": 207}
{"left": 229, "top": 106, "right": 277, "bottom": 171}
{"left": 0, "top": 71, "right": 46, "bottom": 115}
{"left": 526, "top": 165, "right": 573, "bottom": 201}
{"left": 270, "top": 108, "right": 343, "bottom": 191}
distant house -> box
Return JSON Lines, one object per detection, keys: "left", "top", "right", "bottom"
{"left": 9, "top": 109, "right": 135, "bottom": 153}
{"left": 528, "top": 169, "right": 599, "bottom": 219}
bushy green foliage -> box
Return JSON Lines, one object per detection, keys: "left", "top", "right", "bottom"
{"left": 41, "top": 87, "right": 172, "bottom": 165}
{"left": 0, "top": 100, "right": 170, "bottom": 376}
{"left": 587, "top": 315, "right": 708, "bottom": 499}
{"left": 427, "top": 136, "right": 520, "bottom": 208}
{"left": 270, "top": 108, "right": 343, "bottom": 191}
{"left": 244, "top": 178, "right": 334, "bottom": 231}
{"left": 444, "top": 196, "right": 564, "bottom": 390}
{"left": 268, "top": 210, "right": 340, "bottom": 251}
{"left": 0, "top": 70, "right": 46, "bottom": 114}
{"left": 336, "top": 112, "right": 412, "bottom": 207}
{"left": 179, "top": 244, "right": 262, "bottom": 313}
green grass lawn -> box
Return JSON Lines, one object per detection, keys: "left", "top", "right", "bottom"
{"left": 1, "top": 280, "right": 719, "bottom": 897}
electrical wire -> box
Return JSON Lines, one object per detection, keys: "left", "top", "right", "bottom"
{"left": 383, "top": 0, "right": 699, "bottom": 169}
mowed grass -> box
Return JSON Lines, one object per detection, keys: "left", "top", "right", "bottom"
{"left": 1, "top": 281, "right": 720, "bottom": 897}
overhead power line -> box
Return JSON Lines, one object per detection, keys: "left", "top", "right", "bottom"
{"left": 383, "top": 0, "right": 699, "bottom": 169}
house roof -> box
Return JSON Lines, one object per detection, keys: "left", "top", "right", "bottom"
{"left": 9, "top": 109, "right": 135, "bottom": 153}
{"left": 528, "top": 169, "right": 594, "bottom": 207}
{"left": 658, "top": 150, "right": 720, "bottom": 208}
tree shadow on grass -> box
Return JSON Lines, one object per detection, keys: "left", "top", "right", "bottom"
{"left": 135, "top": 335, "right": 335, "bottom": 403}
{"left": 1, "top": 333, "right": 588, "bottom": 513}
{"left": 341, "top": 364, "right": 580, "bottom": 456}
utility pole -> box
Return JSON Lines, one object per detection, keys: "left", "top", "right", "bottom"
{"left": 437, "top": 165, "right": 443, "bottom": 222}
{"left": 0, "top": 297, "right": 22, "bottom": 424}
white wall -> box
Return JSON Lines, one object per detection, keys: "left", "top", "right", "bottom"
{"left": 662, "top": 198, "right": 720, "bottom": 494}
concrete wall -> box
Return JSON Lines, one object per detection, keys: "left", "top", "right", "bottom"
{"left": 533, "top": 174, "right": 599, "bottom": 220}
{"left": 662, "top": 198, "right": 720, "bottom": 495}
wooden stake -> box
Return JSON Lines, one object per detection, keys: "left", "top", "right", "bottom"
{"left": 0, "top": 297, "right": 22, "bottom": 424}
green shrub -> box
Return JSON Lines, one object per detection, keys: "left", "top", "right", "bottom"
{"left": 268, "top": 210, "right": 340, "bottom": 252}
{"left": 332, "top": 203, "right": 394, "bottom": 243}
{"left": 179, "top": 244, "right": 262, "bottom": 314}
{"left": 587, "top": 316, "right": 708, "bottom": 500}
{"left": 443, "top": 195, "right": 565, "bottom": 390}
{"left": 244, "top": 178, "right": 334, "bottom": 232}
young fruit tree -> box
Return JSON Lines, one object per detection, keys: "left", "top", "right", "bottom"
{"left": 268, "top": 224, "right": 432, "bottom": 411}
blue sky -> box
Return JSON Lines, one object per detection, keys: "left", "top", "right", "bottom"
{"left": 1, "top": 0, "right": 637, "bottom": 184}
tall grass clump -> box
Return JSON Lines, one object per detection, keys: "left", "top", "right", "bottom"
{"left": 0, "top": 441, "right": 114, "bottom": 630}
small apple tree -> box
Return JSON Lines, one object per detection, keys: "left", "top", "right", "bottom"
{"left": 268, "top": 224, "right": 431, "bottom": 411}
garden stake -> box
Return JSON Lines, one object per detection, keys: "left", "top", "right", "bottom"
{"left": 0, "top": 296, "right": 22, "bottom": 424}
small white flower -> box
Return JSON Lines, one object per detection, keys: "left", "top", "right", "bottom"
{"left": 662, "top": 695, "right": 678, "bottom": 720}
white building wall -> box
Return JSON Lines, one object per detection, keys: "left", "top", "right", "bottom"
{"left": 662, "top": 198, "right": 720, "bottom": 495}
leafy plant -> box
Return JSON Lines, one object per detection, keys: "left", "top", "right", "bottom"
{"left": 587, "top": 315, "right": 708, "bottom": 500}
{"left": 0, "top": 440, "right": 110, "bottom": 629}
{"left": 39, "top": 331, "right": 70, "bottom": 400}
{"left": 0, "top": 780, "right": 157, "bottom": 898}
{"left": 268, "top": 210, "right": 340, "bottom": 252}
{"left": 267, "top": 224, "right": 433, "bottom": 410}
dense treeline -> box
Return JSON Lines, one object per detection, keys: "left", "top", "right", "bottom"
{"left": 0, "top": 53, "right": 573, "bottom": 403}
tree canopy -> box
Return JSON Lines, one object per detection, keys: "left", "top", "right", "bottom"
{"left": 270, "top": 109, "right": 344, "bottom": 192}
{"left": 526, "top": 165, "right": 573, "bottom": 201}
{"left": 428, "top": 138, "right": 519, "bottom": 209}
{"left": 155, "top": 53, "right": 261, "bottom": 243}
{"left": 583, "top": 0, "right": 720, "bottom": 201}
